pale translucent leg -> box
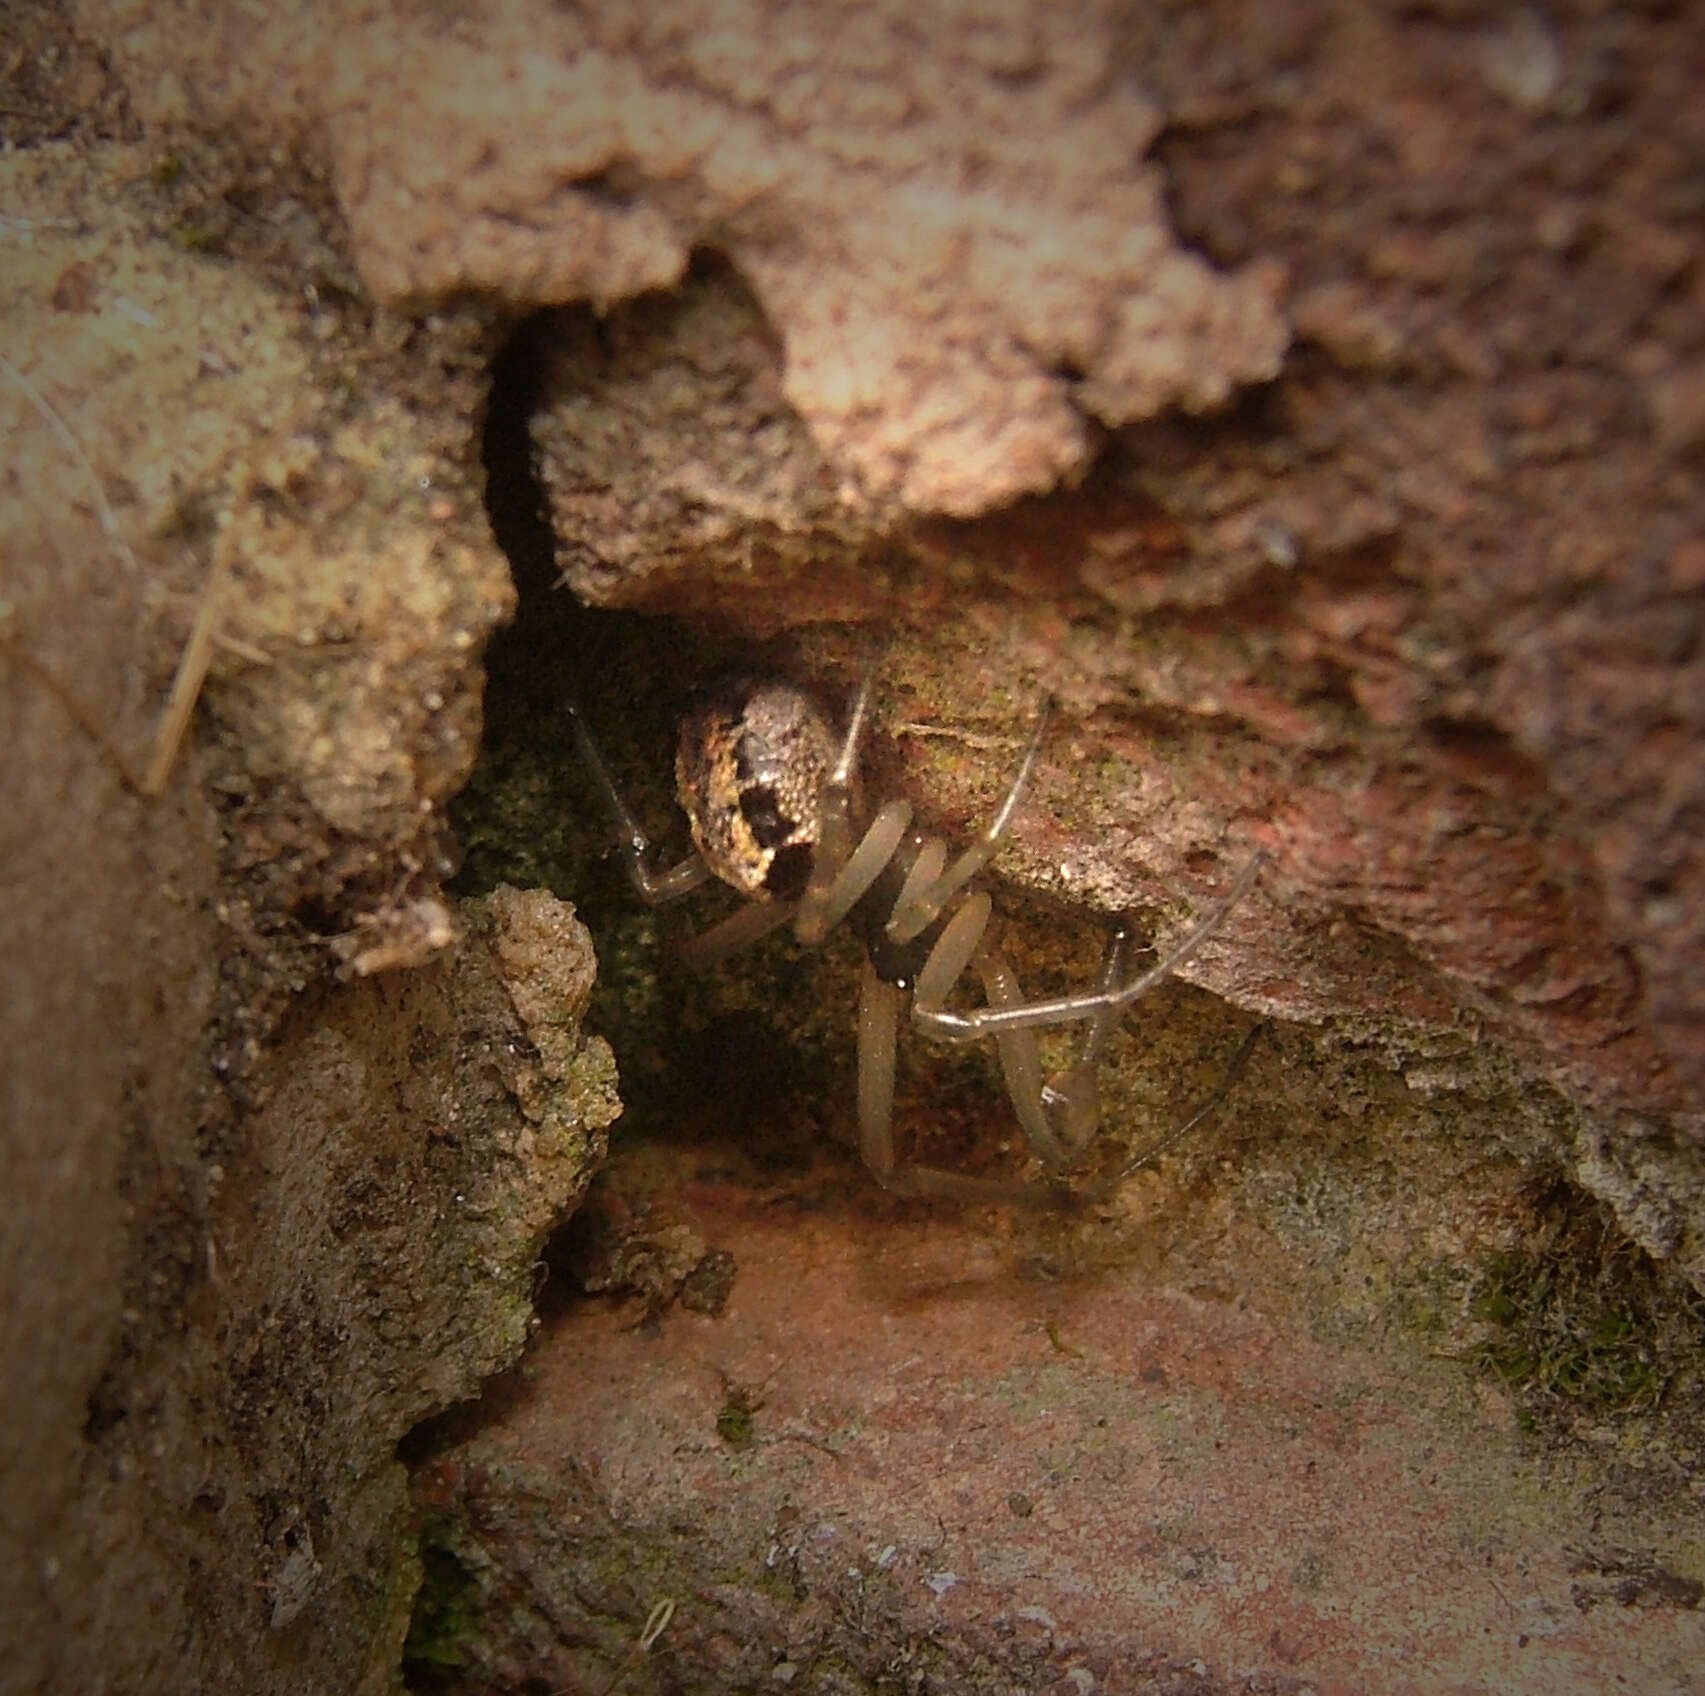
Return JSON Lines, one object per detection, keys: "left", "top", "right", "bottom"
{"left": 986, "top": 919, "right": 1257, "bottom": 1183}
{"left": 857, "top": 963, "right": 904, "bottom": 1181}
{"left": 1080, "top": 1022, "right": 1267, "bottom": 1204}
{"left": 795, "top": 800, "right": 913, "bottom": 945}
{"left": 679, "top": 897, "right": 798, "bottom": 970}
{"left": 911, "top": 850, "right": 1266, "bottom": 1040}
{"left": 909, "top": 894, "right": 1091, "bottom": 1191}
{"left": 1034, "top": 925, "right": 1131, "bottom": 1161}
{"left": 970, "top": 932, "right": 1122, "bottom": 1172}
{"left": 971, "top": 941, "right": 1065, "bottom": 1166}
{"left": 911, "top": 891, "right": 991, "bottom": 1007}
{"left": 857, "top": 955, "right": 1076, "bottom": 1210}
{"left": 565, "top": 699, "right": 712, "bottom": 905}
{"left": 570, "top": 696, "right": 794, "bottom": 968}
{"left": 953, "top": 927, "right": 1265, "bottom": 1189}
{"left": 884, "top": 701, "right": 1050, "bottom": 946}
{"left": 924, "top": 917, "right": 1128, "bottom": 1173}
{"left": 907, "top": 853, "right": 1266, "bottom": 1180}
{"left": 909, "top": 892, "right": 1122, "bottom": 1171}
{"left": 861, "top": 874, "right": 1264, "bottom": 1202}
{"left": 796, "top": 665, "right": 917, "bottom": 945}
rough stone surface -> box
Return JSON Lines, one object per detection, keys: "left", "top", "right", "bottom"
{"left": 115, "top": 886, "right": 616, "bottom": 1690}
{"left": 514, "top": 3, "right": 1705, "bottom": 1284}
{"left": 11, "top": 1, "right": 1705, "bottom": 1691}
{"left": 83, "top": 0, "right": 1286, "bottom": 515}
{"left": 0, "top": 116, "right": 612, "bottom": 1695}
{"left": 412, "top": 1164, "right": 1705, "bottom": 1695}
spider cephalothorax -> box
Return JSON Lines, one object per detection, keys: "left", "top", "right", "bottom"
{"left": 568, "top": 666, "right": 1264, "bottom": 1207}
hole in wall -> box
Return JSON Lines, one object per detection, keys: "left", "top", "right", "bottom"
{"left": 452, "top": 315, "right": 1264, "bottom": 1255}
{"left": 452, "top": 313, "right": 875, "bottom": 1224}
{"left": 450, "top": 305, "right": 1283, "bottom": 1336}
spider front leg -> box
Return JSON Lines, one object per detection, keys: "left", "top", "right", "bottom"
{"left": 846, "top": 888, "right": 1074, "bottom": 1208}
{"left": 913, "top": 850, "right": 1266, "bottom": 1042}
{"left": 565, "top": 700, "right": 713, "bottom": 905}
{"left": 902, "top": 893, "right": 1107, "bottom": 1176}
{"left": 968, "top": 922, "right": 1132, "bottom": 1171}
{"left": 852, "top": 689, "right": 1143, "bottom": 1190}
{"left": 795, "top": 666, "right": 913, "bottom": 946}
{"left": 882, "top": 701, "right": 1051, "bottom": 947}
{"left": 568, "top": 699, "right": 805, "bottom": 967}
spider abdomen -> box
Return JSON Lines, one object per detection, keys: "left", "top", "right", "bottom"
{"left": 675, "top": 677, "right": 838, "bottom": 901}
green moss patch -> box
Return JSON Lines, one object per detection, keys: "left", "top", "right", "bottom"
{"left": 1468, "top": 1187, "right": 1705, "bottom": 1420}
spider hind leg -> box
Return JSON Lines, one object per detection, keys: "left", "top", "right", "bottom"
{"left": 856, "top": 958, "right": 1079, "bottom": 1211}
{"left": 906, "top": 853, "right": 1267, "bottom": 1197}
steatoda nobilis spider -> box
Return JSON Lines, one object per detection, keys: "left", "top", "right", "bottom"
{"left": 567, "top": 667, "right": 1264, "bottom": 1207}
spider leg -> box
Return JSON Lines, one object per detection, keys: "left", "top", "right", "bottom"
{"left": 970, "top": 936, "right": 1071, "bottom": 1168}
{"left": 906, "top": 894, "right": 1095, "bottom": 1172}
{"left": 1035, "top": 922, "right": 1132, "bottom": 1159}
{"left": 679, "top": 896, "right": 799, "bottom": 970}
{"left": 796, "top": 800, "right": 913, "bottom": 945}
{"left": 1075, "top": 1022, "right": 1267, "bottom": 1206}
{"left": 911, "top": 849, "right": 1266, "bottom": 1040}
{"left": 797, "top": 665, "right": 912, "bottom": 944}
{"left": 906, "top": 894, "right": 1086, "bottom": 1193}
{"left": 857, "top": 961, "right": 904, "bottom": 1181}
{"left": 970, "top": 923, "right": 1133, "bottom": 1172}
{"left": 565, "top": 699, "right": 713, "bottom": 905}
{"left": 911, "top": 889, "right": 992, "bottom": 1006}
{"left": 916, "top": 900, "right": 1263, "bottom": 1192}
{"left": 885, "top": 699, "right": 1050, "bottom": 946}
{"left": 857, "top": 956, "right": 1075, "bottom": 1210}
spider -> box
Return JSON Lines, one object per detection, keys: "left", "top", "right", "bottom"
{"left": 566, "top": 668, "right": 1265, "bottom": 1208}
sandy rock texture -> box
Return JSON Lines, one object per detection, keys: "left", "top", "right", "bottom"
{"left": 0, "top": 110, "right": 615, "bottom": 1696}
{"left": 7, "top": 0, "right": 1705, "bottom": 1692}
{"left": 85, "top": 0, "right": 1285, "bottom": 516}
{"left": 413, "top": 1182, "right": 1705, "bottom": 1696}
